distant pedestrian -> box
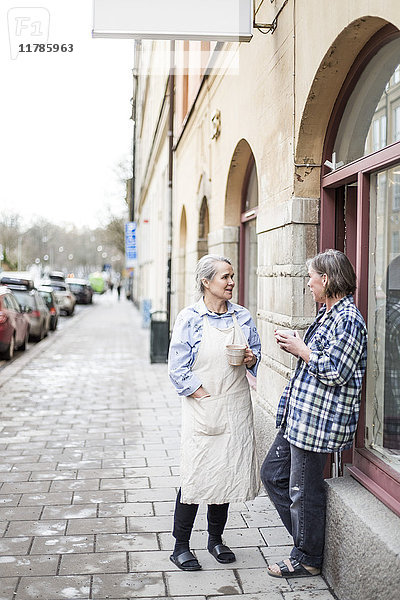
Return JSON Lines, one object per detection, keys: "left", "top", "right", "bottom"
{"left": 261, "top": 249, "right": 368, "bottom": 579}
{"left": 117, "top": 282, "right": 122, "bottom": 301}
{"left": 168, "top": 254, "right": 261, "bottom": 571}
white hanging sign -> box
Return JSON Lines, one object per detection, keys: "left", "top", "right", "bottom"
{"left": 92, "top": 0, "right": 253, "bottom": 42}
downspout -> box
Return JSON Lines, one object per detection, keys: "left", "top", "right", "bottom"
{"left": 167, "top": 40, "right": 175, "bottom": 333}
{"left": 131, "top": 40, "right": 140, "bottom": 222}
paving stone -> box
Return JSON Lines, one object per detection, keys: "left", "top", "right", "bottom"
{"left": 66, "top": 516, "right": 126, "bottom": 535}
{"left": 50, "top": 479, "right": 100, "bottom": 492}
{"left": 95, "top": 533, "right": 159, "bottom": 552}
{"left": 77, "top": 468, "right": 123, "bottom": 479}
{"left": 166, "top": 568, "right": 240, "bottom": 596}
{"left": 5, "top": 520, "right": 67, "bottom": 537}
{"left": 0, "top": 554, "right": 58, "bottom": 576}
{"left": 0, "top": 494, "right": 20, "bottom": 506}
{"left": 59, "top": 551, "right": 127, "bottom": 574}
{"left": 100, "top": 477, "right": 149, "bottom": 490}
{"left": 72, "top": 490, "right": 125, "bottom": 504}
{"left": 126, "top": 488, "right": 177, "bottom": 502}
{"left": 260, "top": 545, "right": 294, "bottom": 565}
{"left": 92, "top": 572, "right": 166, "bottom": 598}
{"left": 242, "top": 507, "right": 283, "bottom": 527}
{"left": 149, "top": 475, "right": 181, "bottom": 488}
{"left": 15, "top": 575, "right": 90, "bottom": 599}
{"left": 0, "top": 577, "right": 18, "bottom": 600}
{"left": 260, "top": 526, "right": 293, "bottom": 546}
{"left": 0, "top": 506, "right": 42, "bottom": 521}
{"left": 98, "top": 502, "right": 153, "bottom": 517}
{"left": 41, "top": 504, "right": 97, "bottom": 520}
{"left": 283, "top": 591, "right": 336, "bottom": 600}
{"left": 124, "top": 466, "right": 171, "bottom": 477}
{"left": 0, "top": 537, "right": 32, "bottom": 556}
{"left": 29, "top": 470, "right": 78, "bottom": 481}
{"left": 102, "top": 458, "right": 147, "bottom": 468}
{"left": 30, "top": 535, "right": 94, "bottom": 555}
{"left": 127, "top": 515, "right": 174, "bottom": 533}
{"left": 238, "top": 567, "right": 292, "bottom": 594}
{"left": 19, "top": 492, "right": 74, "bottom": 506}
{"left": 0, "top": 481, "right": 50, "bottom": 494}
{"left": 153, "top": 501, "right": 175, "bottom": 515}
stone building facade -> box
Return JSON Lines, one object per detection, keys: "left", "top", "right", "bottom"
{"left": 132, "top": 2, "right": 400, "bottom": 598}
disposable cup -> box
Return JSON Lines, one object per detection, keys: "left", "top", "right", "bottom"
{"left": 275, "top": 329, "right": 296, "bottom": 337}
{"left": 226, "top": 344, "right": 246, "bottom": 366}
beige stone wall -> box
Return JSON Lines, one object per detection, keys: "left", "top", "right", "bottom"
{"left": 172, "top": 0, "right": 400, "bottom": 419}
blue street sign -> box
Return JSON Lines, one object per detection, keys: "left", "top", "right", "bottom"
{"left": 125, "top": 222, "right": 137, "bottom": 267}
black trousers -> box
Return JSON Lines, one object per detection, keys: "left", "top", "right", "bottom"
{"left": 172, "top": 489, "right": 229, "bottom": 542}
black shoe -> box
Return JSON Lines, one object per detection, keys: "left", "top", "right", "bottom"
{"left": 169, "top": 550, "right": 202, "bottom": 571}
{"left": 208, "top": 543, "right": 236, "bottom": 564}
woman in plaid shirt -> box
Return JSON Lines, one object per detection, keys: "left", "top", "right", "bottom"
{"left": 261, "top": 249, "right": 367, "bottom": 579}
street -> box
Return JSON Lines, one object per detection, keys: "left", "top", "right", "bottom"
{"left": 0, "top": 293, "right": 336, "bottom": 600}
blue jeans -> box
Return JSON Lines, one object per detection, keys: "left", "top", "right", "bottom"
{"left": 260, "top": 429, "right": 328, "bottom": 568}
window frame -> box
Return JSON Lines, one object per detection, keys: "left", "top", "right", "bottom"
{"left": 321, "top": 25, "right": 400, "bottom": 516}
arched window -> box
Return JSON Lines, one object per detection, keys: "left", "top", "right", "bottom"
{"left": 198, "top": 197, "right": 209, "bottom": 260}
{"left": 321, "top": 27, "right": 400, "bottom": 515}
{"left": 239, "top": 156, "right": 258, "bottom": 320}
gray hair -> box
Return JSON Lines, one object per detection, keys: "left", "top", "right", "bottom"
{"left": 195, "top": 254, "right": 232, "bottom": 299}
{"left": 307, "top": 249, "right": 356, "bottom": 298}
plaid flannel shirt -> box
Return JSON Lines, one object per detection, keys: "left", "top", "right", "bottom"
{"left": 276, "top": 295, "right": 368, "bottom": 453}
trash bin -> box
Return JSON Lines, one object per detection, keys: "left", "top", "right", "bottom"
{"left": 150, "top": 310, "right": 169, "bottom": 363}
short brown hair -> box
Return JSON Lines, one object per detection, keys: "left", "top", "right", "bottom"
{"left": 307, "top": 249, "right": 356, "bottom": 298}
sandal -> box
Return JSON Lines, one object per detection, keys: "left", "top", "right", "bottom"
{"left": 169, "top": 550, "right": 202, "bottom": 571}
{"left": 267, "top": 558, "right": 320, "bottom": 578}
{"left": 208, "top": 543, "right": 236, "bottom": 564}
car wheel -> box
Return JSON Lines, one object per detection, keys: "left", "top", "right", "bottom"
{"left": 20, "top": 330, "right": 29, "bottom": 351}
{"left": 4, "top": 335, "right": 15, "bottom": 360}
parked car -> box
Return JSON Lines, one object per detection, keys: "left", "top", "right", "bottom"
{"left": 48, "top": 271, "right": 65, "bottom": 282}
{"left": 38, "top": 286, "right": 60, "bottom": 331}
{"left": 41, "top": 280, "right": 76, "bottom": 316}
{"left": 0, "top": 274, "right": 51, "bottom": 342}
{"left": 0, "top": 285, "right": 30, "bottom": 359}
{"left": 66, "top": 278, "right": 93, "bottom": 304}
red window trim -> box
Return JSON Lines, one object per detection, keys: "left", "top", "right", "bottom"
{"left": 321, "top": 26, "right": 400, "bottom": 515}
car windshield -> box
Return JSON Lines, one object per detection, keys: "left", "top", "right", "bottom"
{"left": 49, "top": 284, "right": 66, "bottom": 291}
{"left": 69, "top": 284, "right": 84, "bottom": 292}
{"left": 12, "top": 290, "right": 35, "bottom": 308}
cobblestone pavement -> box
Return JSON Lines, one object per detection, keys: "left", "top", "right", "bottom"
{"left": 0, "top": 293, "right": 336, "bottom": 600}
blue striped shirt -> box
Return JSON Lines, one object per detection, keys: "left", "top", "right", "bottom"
{"left": 276, "top": 295, "right": 368, "bottom": 453}
{"left": 168, "top": 298, "right": 261, "bottom": 396}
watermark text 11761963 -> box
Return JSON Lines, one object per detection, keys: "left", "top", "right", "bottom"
{"left": 18, "top": 43, "right": 73, "bottom": 53}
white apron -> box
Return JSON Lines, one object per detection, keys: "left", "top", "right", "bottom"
{"left": 180, "top": 313, "right": 260, "bottom": 504}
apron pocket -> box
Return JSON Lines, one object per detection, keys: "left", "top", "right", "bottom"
{"left": 193, "top": 395, "right": 228, "bottom": 436}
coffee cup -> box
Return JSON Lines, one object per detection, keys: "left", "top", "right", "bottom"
{"left": 226, "top": 344, "right": 246, "bottom": 366}
{"left": 275, "top": 329, "right": 296, "bottom": 337}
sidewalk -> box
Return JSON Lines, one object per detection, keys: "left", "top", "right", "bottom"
{"left": 0, "top": 294, "right": 336, "bottom": 600}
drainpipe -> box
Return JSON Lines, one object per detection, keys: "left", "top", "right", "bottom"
{"left": 130, "top": 40, "right": 140, "bottom": 222}
{"left": 167, "top": 41, "right": 175, "bottom": 333}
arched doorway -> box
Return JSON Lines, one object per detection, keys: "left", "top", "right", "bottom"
{"left": 225, "top": 140, "right": 259, "bottom": 319}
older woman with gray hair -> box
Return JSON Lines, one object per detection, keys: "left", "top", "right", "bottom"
{"left": 168, "top": 254, "right": 261, "bottom": 571}
{"left": 261, "top": 249, "right": 367, "bottom": 579}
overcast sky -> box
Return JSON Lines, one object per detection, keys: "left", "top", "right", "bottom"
{"left": 0, "top": 0, "right": 134, "bottom": 229}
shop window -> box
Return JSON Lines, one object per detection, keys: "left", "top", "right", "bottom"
{"left": 322, "top": 28, "right": 400, "bottom": 514}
